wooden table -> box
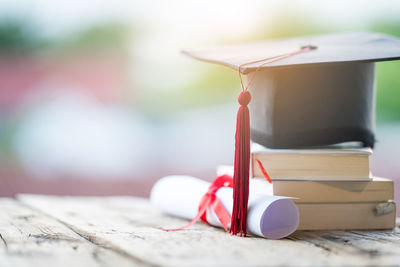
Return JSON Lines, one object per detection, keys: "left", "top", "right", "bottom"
{"left": 1, "top": 195, "right": 399, "bottom": 266}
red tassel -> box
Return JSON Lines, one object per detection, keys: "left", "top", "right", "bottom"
{"left": 230, "top": 46, "right": 315, "bottom": 237}
{"left": 230, "top": 91, "right": 251, "bottom": 237}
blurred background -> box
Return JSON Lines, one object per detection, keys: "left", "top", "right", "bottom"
{"left": 0, "top": 0, "right": 399, "bottom": 211}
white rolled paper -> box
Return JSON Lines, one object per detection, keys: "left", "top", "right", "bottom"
{"left": 150, "top": 175, "right": 299, "bottom": 239}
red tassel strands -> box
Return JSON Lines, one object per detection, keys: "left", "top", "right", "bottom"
{"left": 229, "top": 45, "right": 317, "bottom": 236}
{"left": 230, "top": 91, "right": 251, "bottom": 236}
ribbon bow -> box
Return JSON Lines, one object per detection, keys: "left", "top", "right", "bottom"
{"left": 162, "top": 174, "right": 233, "bottom": 232}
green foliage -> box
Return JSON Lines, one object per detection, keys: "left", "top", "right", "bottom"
{"left": 184, "top": 65, "right": 239, "bottom": 104}
{"left": 59, "top": 22, "right": 131, "bottom": 52}
{"left": 370, "top": 22, "right": 400, "bottom": 121}
{"left": 0, "top": 17, "right": 131, "bottom": 54}
{"left": 376, "top": 59, "right": 400, "bottom": 121}
{"left": 0, "top": 18, "right": 42, "bottom": 53}
{"left": 258, "top": 15, "right": 329, "bottom": 40}
{"left": 139, "top": 65, "right": 239, "bottom": 118}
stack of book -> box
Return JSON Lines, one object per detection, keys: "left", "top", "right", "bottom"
{"left": 250, "top": 143, "right": 396, "bottom": 230}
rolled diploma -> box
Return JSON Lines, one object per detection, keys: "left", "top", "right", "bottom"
{"left": 150, "top": 175, "right": 299, "bottom": 239}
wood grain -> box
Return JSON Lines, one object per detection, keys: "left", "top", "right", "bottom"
{"left": 0, "top": 198, "right": 141, "bottom": 267}
{"left": 18, "top": 195, "right": 400, "bottom": 266}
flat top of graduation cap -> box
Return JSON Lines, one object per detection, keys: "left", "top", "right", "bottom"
{"left": 182, "top": 32, "right": 400, "bottom": 74}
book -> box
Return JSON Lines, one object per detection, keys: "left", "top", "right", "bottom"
{"left": 272, "top": 177, "right": 393, "bottom": 203}
{"left": 297, "top": 201, "right": 396, "bottom": 230}
{"left": 251, "top": 143, "right": 372, "bottom": 180}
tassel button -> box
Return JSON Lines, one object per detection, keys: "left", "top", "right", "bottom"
{"left": 238, "top": 91, "right": 251, "bottom": 106}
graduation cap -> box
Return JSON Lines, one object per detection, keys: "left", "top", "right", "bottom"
{"left": 184, "top": 32, "right": 400, "bottom": 149}
{"left": 183, "top": 32, "right": 400, "bottom": 236}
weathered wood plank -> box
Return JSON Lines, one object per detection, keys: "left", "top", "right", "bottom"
{"left": 0, "top": 198, "right": 141, "bottom": 267}
{"left": 18, "top": 195, "right": 400, "bottom": 266}
{"left": 290, "top": 227, "right": 400, "bottom": 261}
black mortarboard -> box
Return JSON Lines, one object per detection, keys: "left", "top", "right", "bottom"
{"left": 183, "top": 32, "right": 400, "bottom": 148}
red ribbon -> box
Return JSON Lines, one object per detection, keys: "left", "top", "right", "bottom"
{"left": 255, "top": 159, "right": 272, "bottom": 184}
{"left": 162, "top": 175, "right": 233, "bottom": 232}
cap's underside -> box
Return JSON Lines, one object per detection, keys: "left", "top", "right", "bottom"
{"left": 248, "top": 62, "right": 376, "bottom": 148}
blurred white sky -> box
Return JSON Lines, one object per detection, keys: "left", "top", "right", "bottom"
{"left": 1, "top": 0, "right": 400, "bottom": 40}
{"left": 0, "top": 0, "right": 400, "bottom": 39}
